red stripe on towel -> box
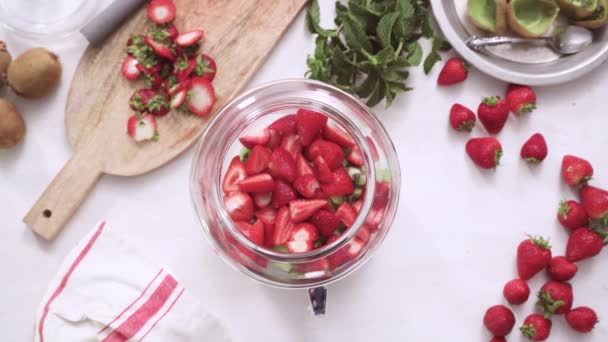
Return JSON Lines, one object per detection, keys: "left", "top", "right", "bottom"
{"left": 38, "top": 221, "right": 106, "bottom": 342}
{"left": 137, "top": 288, "right": 185, "bottom": 341}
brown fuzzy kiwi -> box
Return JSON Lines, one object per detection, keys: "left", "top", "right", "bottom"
{"left": 7, "top": 48, "right": 62, "bottom": 99}
{"left": 0, "top": 98, "right": 25, "bottom": 148}
{"left": 0, "top": 41, "right": 11, "bottom": 89}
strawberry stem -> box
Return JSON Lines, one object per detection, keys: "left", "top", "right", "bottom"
{"left": 537, "top": 290, "right": 563, "bottom": 318}
{"left": 528, "top": 235, "right": 551, "bottom": 249}
{"left": 482, "top": 96, "right": 500, "bottom": 106}
{"left": 558, "top": 201, "right": 570, "bottom": 219}
{"left": 520, "top": 324, "right": 537, "bottom": 338}
{"left": 494, "top": 149, "right": 503, "bottom": 169}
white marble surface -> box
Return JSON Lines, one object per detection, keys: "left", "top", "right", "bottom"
{"left": 1, "top": 1, "right": 607, "bottom": 341}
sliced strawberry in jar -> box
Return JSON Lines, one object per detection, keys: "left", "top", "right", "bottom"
{"left": 323, "top": 122, "right": 354, "bottom": 147}
{"left": 356, "top": 227, "right": 370, "bottom": 243}
{"left": 347, "top": 145, "right": 364, "bottom": 166}
{"left": 336, "top": 202, "right": 357, "bottom": 227}
{"left": 147, "top": 0, "right": 176, "bottom": 24}
{"left": 186, "top": 77, "right": 216, "bottom": 117}
{"left": 366, "top": 136, "right": 380, "bottom": 161}
{"left": 121, "top": 56, "right": 141, "bottom": 80}
{"left": 176, "top": 29, "right": 205, "bottom": 47}
{"left": 286, "top": 240, "right": 314, "bottom": 253}
{"left": 374, "top": 182, "right": 390, "bottom": 209}
{"left": 253, "top": 192, "right": 272, "bottom": 208}
{"left": 296, "top": 109, "right": 328, "bottom": 146}
{"left": 238, "top": 173, "right": 274, "bottom": 194}
{"left": 144, "top": 35, "right": 176, "bottom": 61}
{"left": 352, "top": 200, "right": 362, "bottom": 213}
{"left": 271, "top": 179, "right": 298, "bottom": 208}
{"left": 273, "top": 206, "right": 294, "bottom": 246}
{"left": 288, "top": 199, "right": 328, "bottom": 223}
{"left": 296, "top": 153, "right": 315, "bottom": 177}
{"left": 268, "top": 147, "right": 297, "bottom": 182}
{"left": 263, "top": 223, "right": 275, "bottom": 248}
{"left": 293, "top": 174, "right": 321, "bottom": 199}
{"left": 322, "top": 167, "right": 355, "bottom": 196}
{"left": 269, "top": 114, "right": 297, "bottom": 135}
{"left": 222, "top": 157, "right": 247, "bottom": 193}
{"left": 255, "top": 207, "right": 277, "bottom": 225}
{"left": 244, "top": 145, "right": 272, "bottom": 175}
{"left": 280, "top": 134, "right": 302, "bottom": 160}
{"left": 240, "top": 128, "right": 270, "bottom": 149}
{"left": 314, "top": 156, "right": 334, "bottom": 184}
{"left": 224, "top": 191, "right": 254, "bottom": 221}
{"left": 365, "top": 206, "right": 385, "bottom": 231}
{"left": 306, "top": 139, "right": 344, "bottom": 170}
{"left": 328, "top": 237, "right": 365, "bottom": 270}
{"left": 235, "top": 220, "right": 264, "bottom": 246}
{"left": 267, "top": 128, "right": 281, "bottom": 150}
{"left": 311, "top": 209, "right": 341, "bottom": 237}
{"left": 295, "top": 258, "right": 329, "bottom": 273}
{"left": 290, "top": 223, "right": 319, "bottom": 242}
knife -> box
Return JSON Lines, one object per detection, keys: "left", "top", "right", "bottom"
{"left": 81, "top": 0, "right": 148, "bottom": 46}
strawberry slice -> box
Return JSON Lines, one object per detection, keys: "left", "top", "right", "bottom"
{"left": 323, "top": 122, "right": 354, "bottom": 147}
{"left": 286, "top": 240, "right": 314, "bottom": 253}
{"left": 170, "top": 89, "right": 187, "bottom": 109}
{"left": 147, "top": 0, "right": 176, "bottom": 24}
{"left": 314, "top": 156, "right": 334, "bottom": 184}
{"left": 168, "top": 80, "right": 190, "bottom": 96}
{"left": 356, "top": 227, "right": 370, "bottom": 243}
{"left": 238, "top": 173, "right": 274, "bottom": 194}
{"left": 365, "top": 206, "right": 385, "bottom": 231}
{"left": 311, "top": 209, "right": 341, "bottom": 237}
{"left": 255, "top": 207, "right": 277, "bottom": 225}
{"left": 290, "top": 223, "right": 319, "bottom": 242}
{"left": 280, "top": 134, "right": 302, "bottom": 159}
{"left": 136, "top": 62, "right": 162, "bottom": 75}
{"left": 269, "top": 114, "right": 297, "bottom": 135}
{"left": 244, "top": 145, "right": 272, "bottom": 175}
{"left": 322, "top": 167, "right": 355, "bottom": 196}
{"left": 176, "top": 29, "right": 205, "bottom": 47}
{"left": 296, "top": 109, "right": 328, "bottom": 146}
{"left": 127, "top": 114, "right": 158, "bottom": 142}
{"left": 175, "top": 57, "right": 196, "bottom": 81}
{"left": 121, "top": 56, "right": 141, "bottom": 80}
{"left": 198, "top": 54, "right": 217, "bottom": 82}
{"left": 374, "top": 182, "right": 390, "bottom": 209}
{"left": 239, "top": 129, "right": 270, "bottom": 149}
{"left": 347, "top": 145, "right": 364, "bottom": 166}
{"left": 263, "top": 223, "right": 274, "bottom": 248}
{"left": 366, "top": 136, "right": 380, "bottom": 161}
{"left": 223, "top": 191, "right": 254, "bottom": 221}
{"left": 296, "top": 153, "right": 315, "bottom": 177}
{"left": 253, "top": 192, "right": 272, "bottom": 208}
{"left": 306, "top": 139, "right": 344, "bottom": 170}
{"left": 186, "top": 77, "right": 216, "bottom": 116}
{"left": 268, "top": 147, "right": 297, "bottom": 182}
{"left": 129, "top": 89, "right": 155, "bottom": 112}
{"left": 271, "top": 180, "right": 297, "bottom": 208}
{"left": 288, "top": 199, "right": 328, "bottom": 223}
{"left": 144, "top": 35, "right": 176, "bottom": 61}
{"left": 293, "top": 174, "right": 321, "bottom": 199}
{"left": 295, "top": 258, "right": 329, "bottom": 273}
{"left": 222, "top": 157, "right": 247, "bottom": 193}
{"left": 336, "top": 202, "right": 357, "bottom": 227}
{"left": 235, "top": 220, "right": 264, "bottom": 246}
{"left": 328, "top": 237, "right": 365, "bottom": 270}
{"left": 273, "top": 206, "right": 294, "bottom": 246}
{"left": 352, "top": 200, "right": 362, "bottom": 213}
{"left": 267, "top": 128, "right": 281, "bottom": 149}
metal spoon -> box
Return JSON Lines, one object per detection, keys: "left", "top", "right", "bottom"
{"left": 466, "top": 26, "right": 593, "bottom": 55}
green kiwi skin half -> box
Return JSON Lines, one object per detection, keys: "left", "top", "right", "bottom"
{"left": 468, "top": 0, "right": 508, "bottom": 35}
{"left": 557, "top": 0, "right": 598, "bottom": 19}
{"left": 574, "top": 0, "right": 608, "bottom": 28}
{"left": 507, "top": 0, "right": 560, "bottom": 38}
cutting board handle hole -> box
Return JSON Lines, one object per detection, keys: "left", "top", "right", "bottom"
{"left": 43, "top": 209, "right": 52, "bottom": 218}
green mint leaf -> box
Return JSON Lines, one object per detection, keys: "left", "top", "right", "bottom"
{"left": 341, "top": 14, "right": 373, "bottom": 52}
{"left": 405, "top": 41, "right": 422, "bottom": 66}
{"left": 377, "top": 11, "right": 400, "bottom": 49}
{"left": 355, "top": 71, "right": 379, "bottom": 99}
{"left": 423, "top": 50, "right": 442, "bottom": 75}
{"left": 421, "top": 7, "right": 434, "bottom": 39}
{"left": 305, "top": 0, "right": 321, "bottom": 33}
{"left": 366, "top": 80, "right": 386, "bottom": 107}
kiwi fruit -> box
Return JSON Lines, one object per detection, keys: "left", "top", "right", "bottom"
{"left": 0, "top": 98, "right": 25, "bottom": 148}
{"left": 7, "top": 48, "right": 62, "bottom": 99}
{"left": 0, "top": 41, "right": 11, "bottom": 89}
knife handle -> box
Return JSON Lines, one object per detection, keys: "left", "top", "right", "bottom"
{"left": 81, "top": 0, "right": 148, "bottom": 46}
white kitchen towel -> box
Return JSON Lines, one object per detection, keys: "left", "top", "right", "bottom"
{"left": 34, "top": 221, "right": 231, "bottom": 342}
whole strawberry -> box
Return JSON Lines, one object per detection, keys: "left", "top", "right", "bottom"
{"left": 466, "top": 137, "right": 503, "bottom": 169}
{"left": 520, "top": 133, "right": 547, "bottom": 163}
{"left": 437, "top": 57, "right": 468, "bottom": 86}
{"left": 580, "top": 185, "right": 608, "bottom": 225}
{"left": 483, "top": 305, "right": 516, "bottom": 337}
{"left": 566, "top": 227, "right": 605, "bottom": 262}
{"left": 565, "top": 307, "right": 598, "bottom": 333}
{"left": 547, "top": 256, "right": 578, "bottom": 282}
{"left": 503, "top": 278, "right": 530, "bottom": 305}
{"left": 557, "top": 200, "right": 589, "bottom": 230}
{"left": 478, "top": 96, "right": 509, "bottom": 134}
{"left": 517, "top": 236, "right": 552, "bottom": 280}
{"left": 538, "top": 281, "right": 573, "bottom": 316}
{"left": 449, "top": 103, "right": 476, "bottom": 132}
{"left": 561, "top": 155, "right": 593, "bottom": 188}
{"left": 520, "top": 314, "right": 551, "bottom": 341}
{"left": 490, "top": 337, "right": 506, "bottom": 342}
{"left": 506, "top": 84, "right": 536, "bottom": 115}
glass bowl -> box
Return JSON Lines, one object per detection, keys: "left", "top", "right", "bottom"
{"left": 190, "top": 79, "right": 400, "bottom": 289}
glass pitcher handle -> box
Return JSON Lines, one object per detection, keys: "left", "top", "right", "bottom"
{"left": 308, "top": 286, "right": 327, "bottom": 315}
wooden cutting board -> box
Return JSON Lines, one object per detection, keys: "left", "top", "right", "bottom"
{"left": 24, "top": 0, "right": 308, "bottom": 240}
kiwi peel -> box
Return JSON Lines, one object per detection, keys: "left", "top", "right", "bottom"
{"left": 574, "top": 0, "right": 608, "bottom": 28}
{"left": 507, "top": 0, "right": 560, "bottom": 38}
{"left": 468, "top": 0, "right": 508, "bottom": 34}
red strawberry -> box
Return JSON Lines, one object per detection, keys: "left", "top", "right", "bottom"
{"left": 273, "top": 206, "right": 294, "bottom": 246}
{"left": 506, "top": 84, "right": 536, "bottom": 115}
{"left": 356, "top": 227, "right": 370, "bottom": 243}
{"left": 168, "top": 79, "right": 190, "bottom": 96}
{"left": 561, "top": 155, "right": 593, "bottom": 187}
{"left": 238, "top": 173, "right": 274, "bottom": 194}
{"left": 148, "top": 90, "right": 171, "bottom": 116}
{"left": 144, "top": 35, "right": 176, "bottom": 61}
{"left": 290, "top": 223, "right": 319, "bottom": 242}
{"left": 147, "top": 0, "right": 176, "bottom": 24}
{"left": 197, "top": 54, "right": 216, "bottom": 82}
{"left": 235, "top": 220, "right": 264, "bottom": 246}
{"left": 223, "top": 191, "right": 254, "bottom": 221}
{"left": 240, "top": 129, "right": 270, "bottom": 149}
{"left": 255, "top": 207, "right": 277, "bottom": 225}
{"left": 313, "top": 156, "right": 334, "bottom": 184}
{"left": 365, "top": 136, "right": 380, "bottom": 162}
{"left": 271, "top": 180, "right": 297, "bottom": 209}
{"left": 136, "top": 62, "right": 162, "bottom": 75}
{"left": 286, "top": 240, "right": 314, "bottom": 253}
{"left": 557, "top": 200, "right": 589, "bottom": 230}
{"left": 127, "top": 114, "right": 158, "bottom": 142}
{"left": 268, "top": 147, "right": 297, "bottom": 182}
{"left": 175, "top": 29, "right": 204, "bottom": 47}
{"left": 352, "top": 200, "right": 362, "bottom": 213}
{"left": 155, "top": 23, "right": 178, "bottom": 41}
{"left": 517, "top": 236, "right": 552, "bottom": 280}
{"left": 374, "top": 181, "right": 390, "bottom": 209}
{"left": 437, "top": 57, "right": 468, "bottom": 86}
{"left": 253, "top": 192, "right": 272, "bottom": 208}
{"left": 175, "top": 57, "right": 197, "bottom": 81}
{"left": 223, "top": 157, "right": 247, "bottom": 193}
{"left": 490, "top": 337, "right": 506, "bottom": 342}
{"left": 288, "top": 199, "right": 328, "bottom": 223}
{"left": 296, "top": 153, "right": 315, "bottom": 177}
{"left": 520, "top": 314, "right": 551, "bottom": 341}
{"left": 245, "top": 145, "right": 272, "bottom": 175}
{"left": 520, "top": 133, "right": 548, "bottom": 163}
{"left": 327, "top": 236, "right": 365, "bottom": 270}
{"left": 280, "top": 134, "right": 302, "bottom": 159}
{"left": 295, "top": 258, "right": 329, "bottom": 273}
{"left": 336, "top": 202, "right": 357, "bottom": 227}
{"left": 306, "top": 139, "right": 344, "bottom": 170}
{"left": 346, "top": 146, "right": 364, "bottom": 166}
{"left": 364, "top": 206, "right": 385, "bottom": 231}
{"left": 323, "top": 122, "right": 354, "bottom": 147}
{"left": 311, "top": 210, "right": 341, "bottom": 237}
{"left": 538, "top": 281, "right": 573, "bottom": 316}
{"left": 129, "top": 89, "right": 155, "bottom": 112}
{"left": 580, "top": 185, "right": 608, "bottom": 225}
{"left": 566, "top": 227, "right": 605, "bottom": 262}
{"left": 565, "top": 307, "right": 598, "bottom": 333}
{"left": 121, "top": 56, "right": 141, "bottom": 80}
{"left": 503, "top": 278, "right": 530, "bottom": 305}
{"left": 547, "top": 256, "right": 578, "bottom": 282}
{"left": 465, "top": 137, "right": 503, "bottom": 169}
{"left": 170, "top": 89, "right": 187, "bottom": 109}
{"left": 186, "top": 77, "right": 216, "bottom": 116}
{"left": 269, "top": 114, "right": 297, "bottom": 135}
{"left": 449, "top": 103, "right": 476, "bottom": 132}
{"left": 267, "top": 128, "right": 281, "bottom": 150}
{"left": 483, "top": 305, "right": 515, "bottom": 337}
{"left": 293, "top": 174, "right": 321, "bottom": 198}
{"left": 478, "top": 96, "right": 509, "bottom": 134}
{"left": 322, "top": 167, "right": 355, "bottom": 196}
{"left": 296, "top": 109, "right": 328, "bottom": 146}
